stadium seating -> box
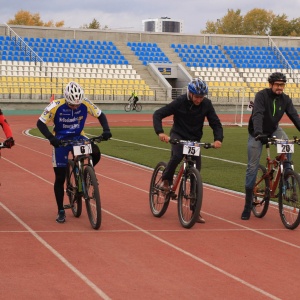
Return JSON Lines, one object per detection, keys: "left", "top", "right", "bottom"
{"left": 0, "top": 34, "right": 300, "bottom": 102}
{"left": 172, "top": 43, "right": 233, "bottom": 69}
{"left": 0, "top": 36, "right": 154, "bottom": 100}
{"left": 127, "top": 42, "right": 171, "bottom": 65}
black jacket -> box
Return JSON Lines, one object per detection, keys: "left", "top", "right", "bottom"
{"left": 153, "top": 93, "right": 223, "bottom": 142}
{"left": 248, "top": 88, "right": 300, "bottom": 137}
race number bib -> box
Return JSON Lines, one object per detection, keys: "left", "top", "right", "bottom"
{"left": 183, "top": 145, "right": 200, "bottom": 156}
{"left": 277, "top": 143, "right": 294, "bottom": 154}
{"left": 73, "top": 144, "right": 93, "bottom": 155}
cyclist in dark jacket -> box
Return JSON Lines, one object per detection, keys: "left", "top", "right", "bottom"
{"left": 242, "top": 72, "right": 300, "bottom": 220}
{"left": 153, "top": 78, "right": 223, "bottom": 224}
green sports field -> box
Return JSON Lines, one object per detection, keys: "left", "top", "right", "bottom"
{"left": 29, "top": 125, "right": 300, "bottom": 194}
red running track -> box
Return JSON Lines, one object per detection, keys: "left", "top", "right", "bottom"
{"left": 0, "top": 113, "right": 299, "bottom": 299}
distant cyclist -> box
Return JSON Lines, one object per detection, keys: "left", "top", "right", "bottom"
{"left": 37, "top": 81, "right": 112, "bottom": 224}
{"left": 0, "top": 109, "right": 15, "bottom": 149}
{"left": 128, "top": 90, "right": 139, "bottom": 110}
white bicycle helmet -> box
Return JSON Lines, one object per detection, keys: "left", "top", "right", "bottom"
{"left": 64, "top": 81, "right": 84, "bottom": 105}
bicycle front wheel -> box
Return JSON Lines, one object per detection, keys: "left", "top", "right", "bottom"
{"left": 124, "top": 103, "right": 132, "bottom": 112}
{"left": 65, "top": 159, "right": 82, "bottom": 217}
{"left": 278, "top": 170, "right": 300, "bottom": 230}
{"left": 84, "top": 165, "right": 101, "bottom": 230}
{"left": 149, "top": 162, "right": 170, "bottom": 217}
{"left": 135, "top": 104, "right": 142, "bottom": 112}
{"left": 178, "top": 167, "right": 203, "bottom": 229}
{"left": 252, "top": 164, "right": 269, "bottom": 218}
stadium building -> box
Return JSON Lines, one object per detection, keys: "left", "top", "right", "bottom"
{"left": 0, "top": 23, "right": 299, "bottom": 119}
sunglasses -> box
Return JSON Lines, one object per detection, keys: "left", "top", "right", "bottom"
{"left": 273, "top": 83, "right": 286, "bottom": 88}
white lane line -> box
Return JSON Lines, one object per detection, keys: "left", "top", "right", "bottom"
{"left": 1, "top": 149, "right": 286, "bottom": 299}
{"left": 0, "top": 201, "right": 111, "bottom": 300}
{"left": 102, "top": 209, "right": 281, "bottom": 300}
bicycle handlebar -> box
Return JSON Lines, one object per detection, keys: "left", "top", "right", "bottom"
{"left": 59, "top": 136, "right": 106, "bottom": 147}
{"left": 255, "top": 135, "right": 300, "bottom": 145}
{"left": 169, "top": 138, "right": 215, "bottom": 149}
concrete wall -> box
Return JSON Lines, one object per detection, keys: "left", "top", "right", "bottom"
{"left": 2, "top": 24, "right": 300, "bottom": 48}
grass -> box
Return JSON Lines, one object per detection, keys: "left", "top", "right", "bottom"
{"left": 29, "top": 125, "right": 300, "bottom": 194}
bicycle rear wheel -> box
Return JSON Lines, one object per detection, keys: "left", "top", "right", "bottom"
{"left": 278, "top": 170, "right": 300, "bottom": 230}
{"left": 252, "top": 164, "right": 269, "bottom": 218}
{"left": 135, "top": 104, "right": 142, "bottom": 112}
{"left": 84, "top": 165, "right": 101, "bottom": 230}
{"left": 65, "top": 159, "right": 82, "bottom": 217}
{"left": 178, "top": 167, "right": 203, "bottom": 229}
{"left": 149, "top": 162, "right": 170, "bottom": 217}
{"left": 124, "top": 103, "right": 132, "bottom": 112}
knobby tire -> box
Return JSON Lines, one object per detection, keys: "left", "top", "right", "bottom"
{"left": 135, "top": 104, "right": 142, "bottom": 112}
{"left": 149, "top": 162, "right": 170, "bottom": 217}
{"left": 65, "top": 159, "right": 82, "bottom": 217}
{"left": 84, "top": 165, "right": 102, "bottom": 230}
{"left": 124, "top": 103, "right": 132, "bottom": 112}
{"left": 252, "top": 164, "right": 269, "bottom": 218}
{"left": 278, "top": 169, "right": 300, "bottom": 230}
{"left": 178, "top": 167, "right": 203, "bottom": 229}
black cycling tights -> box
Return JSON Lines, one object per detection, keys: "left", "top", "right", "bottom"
{"left": 53, "top": 147, "right": 101, "bottom": 211}
{"left": 54, "top": 167, "right": 66, "bottom": 212}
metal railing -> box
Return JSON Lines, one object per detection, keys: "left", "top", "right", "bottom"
{"left": 4, "top": 23, "right": 44, "bottom": 66}
{"left": 268, "top": 35, "right": 298, "bottom": 83}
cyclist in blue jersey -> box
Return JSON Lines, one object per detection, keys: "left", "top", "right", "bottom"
{"left": 37, "top": 81, "right": 112, "bottom": 223}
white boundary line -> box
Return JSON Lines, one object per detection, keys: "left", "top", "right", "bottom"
{"left": 1, "top": 140, "right": 284, "bottom": 300}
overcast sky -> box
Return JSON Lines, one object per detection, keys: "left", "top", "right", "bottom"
{"left": 1, "top": 0, "right": 300, "bottom": 34}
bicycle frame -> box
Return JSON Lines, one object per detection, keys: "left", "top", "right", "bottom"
{"left": 149, "top": 139, "right": 214, "bottom": 228}
{"left": 170, "top": 156, "right": 195, "bottom": 196}
{"left": 72, "top": 152, "right": 93, "bottom": 194}
{"left": 63, "top": 136, "right": 104, "bottom": 230}
{"left": 253, "top": 136, "right": 300, "bottom": 229}
{"left": 259, "top": 146, "right": 287, "bottom": 199}
{"left": 256, "top": 137, "right": 297, "bottom": 199}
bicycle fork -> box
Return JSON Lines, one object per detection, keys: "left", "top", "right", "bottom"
{"left": 77, "top": 160, "right": 85, "bottom": 194}
{"left": 78, "top": 157, "right": 95, "bottom": 201}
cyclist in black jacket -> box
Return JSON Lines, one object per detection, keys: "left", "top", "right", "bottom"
{"left": 242, "top": 72, "right": 300, "bottom": 220}
{"left": 153, "top": 78, "right": 223, "bottom": 224}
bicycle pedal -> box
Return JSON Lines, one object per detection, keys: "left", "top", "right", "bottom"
{"left": 63, "top": 204, "right": 73, "bottom": 209}
{"left": 171, "top": 193, "right": 177, "bottom": 200}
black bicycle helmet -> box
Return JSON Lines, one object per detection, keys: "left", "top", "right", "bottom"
{"left": 268, "top": 72, "right": 287, "bottom": 84}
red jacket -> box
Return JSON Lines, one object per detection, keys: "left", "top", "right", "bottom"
{"left": 0, "top": 110, "right": 13, "bottom": 138}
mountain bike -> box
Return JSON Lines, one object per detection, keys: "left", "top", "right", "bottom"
{"left": 253, "top": 135, "right": 300, "bottom": 230}
{"left": 124, "top": 99, "right": 142, "bottom": 112}
{"left": 149, "top": 139, "right": 214, "bottom": 229}
{"left": 61, "top": 136, "right": 104, "bottom": 230}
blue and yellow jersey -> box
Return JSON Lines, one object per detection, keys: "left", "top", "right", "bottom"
{"left": 38, "top": 98, "right": 101, "bottom": 137}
